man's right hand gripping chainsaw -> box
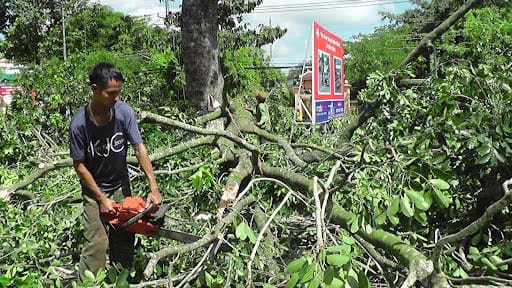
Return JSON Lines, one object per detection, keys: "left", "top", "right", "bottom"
{"left": 100, "top": 196, "right": 228, "bottom": 250}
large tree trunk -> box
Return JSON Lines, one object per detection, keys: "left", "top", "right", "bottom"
{"left": 181, "top": 0, "right": 224, "bottom": 112}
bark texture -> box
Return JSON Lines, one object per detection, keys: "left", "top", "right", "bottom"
{"left": 181, "top": 0, "right": 224, "bottom": 111}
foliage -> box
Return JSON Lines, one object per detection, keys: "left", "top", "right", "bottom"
{"left": 222, "top": 46, "right": 286, "bottom": 97}
{"left": 339, "top": 5, "right": 512, "bottom": 279}
{"left": 2, "top": 1, "right": 512, "bottom": 288}
{"left": 345, "top": 25, "right": 411, "bottom": 93}
{"left": 0, "top": 0, "right": 89, "bottom": 63}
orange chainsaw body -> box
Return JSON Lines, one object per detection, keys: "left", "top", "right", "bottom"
{"left": 101, "top": 196, "right": 161, "bottom": 237}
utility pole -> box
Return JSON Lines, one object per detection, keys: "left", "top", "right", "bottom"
{"left": 61, "top": 0, "right": 67, "bottom": 61}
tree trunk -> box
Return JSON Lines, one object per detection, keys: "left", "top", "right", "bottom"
{"left": 181, "top": 0, "right": 224, "bottom": 112}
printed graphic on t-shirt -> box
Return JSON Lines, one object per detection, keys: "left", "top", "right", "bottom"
{"left": 87, "top": 132, "right": 125, "bottom": 158}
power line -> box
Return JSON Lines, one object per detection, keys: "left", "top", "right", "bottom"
{"left": 255, "top": 0, "right": 404, "bottom": 10}
{"left": 252, "top": 0, "right": 410, "bottom": 13}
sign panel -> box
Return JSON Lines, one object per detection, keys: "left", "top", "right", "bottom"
{"left": 0, "top": 85, "right": 22, "bottom": 106}
{"left": 312, "top": 21, "right": 344, "bottom": 124}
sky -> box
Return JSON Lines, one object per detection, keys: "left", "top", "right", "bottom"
{"left": 97, "top": 0, "right": 414, "bottom": 66}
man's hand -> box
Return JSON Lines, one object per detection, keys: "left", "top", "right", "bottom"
{"left": 146, "top": 190, "right": 162, "bottom": 207}
{"left": 99, "top": 197, "right": 116, "bottom": 214}
{"left": 256, "top": 121, "right": 263, "bottom": 127}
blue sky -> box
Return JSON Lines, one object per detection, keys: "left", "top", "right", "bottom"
{"left": 97, "top": 0, "right": 414, "bottom": 65}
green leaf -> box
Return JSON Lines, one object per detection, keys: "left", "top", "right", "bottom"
{"left": 471, "top": 232, "right": 482, "bottom": 246}
{"left": 247, "top": 227, "right": 257, "bottom": 244}
{"left": 405, "top": 189, "right": 430, "bottom": 211}
{"left": 429, "top": 179, "right": 450, "bottom": 190}
{"left": 476, "top": 152, "right": 491, "bottom": 164}
{"left": 235, "top": 222, "right": 248, "bottom": 241}
{"left": 481, "top": 257, "right": 497, "bottom": 271}
{"left": 286, "top": 273, "right": 300, "bottom": 288}
{"left": 286, "top": 258, "right": 307, "bottom": 274}
{"left": 477, "top": 144, "right": 491, "bottom": 156}
{"left": 453, "top": 267, "right": 468, "bottom": 278}
{"left": 432, "top": 189, "right": 452, "bottom": 209}
{"left": 350, "top": 216, "right": 359, "bottom": 233}
{"left": 375, "top": 212, "right": 387, "bottom": 225}
{"left": 205, "top": 271, "right": 214, "bottom": 287}
{"left": 326, "top": 254, "right": 350, "bottom": 266}
{"left": 388, "top": 214, "right": 399, "bottom": 226}
{"left": 400, "top": 194, "right": 414, "bottom": 217}
{"left": 308, "top": 276, "right": 321, "bottom": 288}
{"left": 115, "top": 269, "right": 129, "bottom": 288}
{"left": 326, "top": 277, "right": 344, "bottom": 288}
{"left": 493, "top": 148, "right": 506, "bottom": 163}
{"left": 323, "top": 266, "right": 334, "bottom": 284}
{"left": 414, "top": 210, "right": 428, "bottom": 226}
{"left": 342, "top": 236, "right": 355, "bottom": 245}
{"left": 263, "top": 284, "right": 277, "bottom": 288}
{"left": 358, "top": 271, "right": 370, "bottom": 288}
{"left": 83, "top": 270, "right": 95, "bottom": 282}
{"left": 326, "top": 245, "right": 351, "bottom": 254}
{"left": 386, "top": 197, "right": 400, "bottom": 217}
{"left": 300, "top": 264, "right": 315, "bottom": 283}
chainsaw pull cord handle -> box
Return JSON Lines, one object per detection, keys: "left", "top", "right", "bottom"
{"left": 120, "top": 203, "right": 155, "bottom": 229}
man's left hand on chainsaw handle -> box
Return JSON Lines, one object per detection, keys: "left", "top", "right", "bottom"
{"left": 146, "top": 190, "right": 162, "bottom": 207}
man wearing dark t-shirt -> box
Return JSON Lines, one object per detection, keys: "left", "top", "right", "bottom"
{"left": 69, "top": 63, "right": 162, "bottom": 280}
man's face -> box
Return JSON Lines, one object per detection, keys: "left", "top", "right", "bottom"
{"left": 92, "top": 79, "right": 122, "bottom": 108}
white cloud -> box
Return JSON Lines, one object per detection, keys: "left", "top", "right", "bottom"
{"left": 96, "top": 0, "right": 180, "bottom": 27}
{"left": 96, "top": 0, "right": 162, "bottom": 15}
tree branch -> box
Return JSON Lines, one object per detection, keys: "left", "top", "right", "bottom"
{"left": 401, "top": 0, "right": 482, "bottom": 66}
{"left": 433, "top": 178, "right": 512, "bottom": 272}
{"left": 0, "top": 136, "right": 217, "bottom": 200}
{"left": 219, "top": 152, "right": 253, "bottom": 210}
{"left": 142, "top": 111, "right": 259, "bottom": 153}
{"left": 143, "top": 195, "right": 256, "bottom": 279}
{"left": 195, "top": 109, "right": 223, "bottom": 126}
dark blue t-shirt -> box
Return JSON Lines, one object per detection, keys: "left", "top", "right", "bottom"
{"left": 69, "top": 101, "right": 142, "bottom": 194}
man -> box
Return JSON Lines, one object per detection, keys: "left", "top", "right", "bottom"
{"left": 245, "top": 90, "right": 271, "bottom": 131}
{"left": 69, "top": 63, "right": 162, "bottom": 280}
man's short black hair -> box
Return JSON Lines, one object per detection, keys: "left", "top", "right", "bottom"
{"left": 89, "top": 62, "right": 125, "bottom": 86}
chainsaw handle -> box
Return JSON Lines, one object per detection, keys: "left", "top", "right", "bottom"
{"left": 120, "top": 203, "right": 155, "bottom": 229}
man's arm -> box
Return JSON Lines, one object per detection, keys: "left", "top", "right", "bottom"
{"left": 134, "top": 143, "right": 162, "bottom": 206}
{"left": 73, "top": 160, "right": 115, "bottom": 213}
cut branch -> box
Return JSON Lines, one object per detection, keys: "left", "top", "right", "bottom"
{"left": 0, "top": 158, "right": 72, "bottom": 201}
{"left": 0, "top": 136, "right": 217, "bottom": 200}
{"left": 220, "top": 152, "right": 253, "bottom": 210}
{"left": 143, "top": 195, "right": 256, "bottom": 279}
{"left": 433, "top": 178, "right": 512, "bottom": 272}
{"left": 195, "top": 109, "right": 223, "bottom": 126}
{"left": 142, "top": 111, "right": 259, "bottom": 153}
{"left": 258, "top": 163, "right": 432, "bottom": 284}
{"left": 401, "top": 0, "right": 482, "bottom": 66}
{"left": 329, "top": 204, "right": 433, "bottom": 287}
{"left": 247, "top": 126, "right": 307, "bottom": 167}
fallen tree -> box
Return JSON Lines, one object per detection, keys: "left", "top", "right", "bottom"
{"left": 2, "top": 0, "right": 512, "bottom": 287}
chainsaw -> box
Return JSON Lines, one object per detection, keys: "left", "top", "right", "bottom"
{"left": 100, "top": 196, "right": 228, "bottom": 250}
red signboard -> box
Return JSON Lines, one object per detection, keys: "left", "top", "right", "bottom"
{"left": 0, "top": 86, "right": 21, "bottom": 97}
{"left": 312, "top": 21, "right": 345, "bottom": 124}
{"left": 0, "top": 85, "right": 22, "bottom": 105}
